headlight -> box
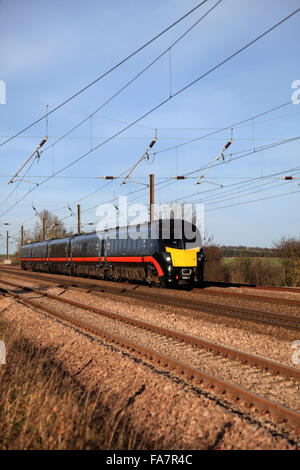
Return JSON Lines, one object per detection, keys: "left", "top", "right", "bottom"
{"left": 162, "top": 253, "right": 172, "bottom": 263}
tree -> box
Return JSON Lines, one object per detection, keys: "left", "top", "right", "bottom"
{"left": 273, "top": 236, "right": 300, "bottom": 286}
{"left": 14, "top": 210, "right": 71, "bottom": 262}
{"left": 32, "top": 209, "right": 68, "bottom": 241}
{"left": 203, "top": 235, "right": 229, "bottom": 282}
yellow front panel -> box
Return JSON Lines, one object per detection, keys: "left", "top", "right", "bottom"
{"left": 166, "top": 247, "right": 199, "bottom": 267}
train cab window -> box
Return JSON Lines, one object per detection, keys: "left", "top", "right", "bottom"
{"left": 163, "top": 239, "right": 183, "bottom": 249}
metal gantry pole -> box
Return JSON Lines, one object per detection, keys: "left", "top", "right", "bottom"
{"left": 21, "top": 225, "right": 24, "bottom": 246}
{"left": 6, "top": 231, "right": 9, "bottom": 259}
{"left": 149, "top": 174, "right": 154, "bottom": 222}
{"left": 42, "top": 218, "right": 46, "bottom": 241}
{"left": 77, "top": 204, "right": 81, "bottom": 234}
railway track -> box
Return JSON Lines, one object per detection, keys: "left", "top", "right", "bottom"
{"left": 6, "top": 266, "right": 300, "bottom": 294}
{"left": 1, "top": 268, "right": 299, "bottom": 331}
{"left": 0, "top": 277, "right": 300, "bottom": 430}
{"left": 4, "top": 265, "right": 300, "bottom": 294}
{"left": 193, "top": 287, "right": 300, "bottom": 307}
{"left": 4, "top": 266, "right": 300, "bottom": 303}
{"left": 203, "top": 280, "right": 300, "bottom": 294}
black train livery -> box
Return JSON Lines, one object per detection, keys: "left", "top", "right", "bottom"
{"left": 20, "top": 219, "right": 204, "bottom": 287}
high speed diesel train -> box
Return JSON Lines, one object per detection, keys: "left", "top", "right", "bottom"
{"left": 20, "top": 219, "right": 204, "bottom": 287}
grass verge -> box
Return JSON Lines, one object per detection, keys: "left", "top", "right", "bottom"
{"left": 0, "top": 317, "right": 147, "bottom": 450}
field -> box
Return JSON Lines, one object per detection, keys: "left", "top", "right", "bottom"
{"left": 222, "top": 257, "right": 282, "bottom": 267}
{"left": 204, "top": 248, "right": 300, "bottom": 287}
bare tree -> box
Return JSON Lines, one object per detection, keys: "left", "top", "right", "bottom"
{"left": 32, "top": 209, "right": 68, "bottom": 241}
{"left": 14, "top": 211, "right": 72, "bottom": 262}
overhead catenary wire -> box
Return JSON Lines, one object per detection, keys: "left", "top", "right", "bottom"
{"left": 148, "top": 101, "right": 294, "bottom": 157}
{"left": 2, "top": 106, "right": 300, "bottom": 140}
{"left": 2, "top": 9, "right": 299, "bottom": 220}
{"left": 11, "top": 129, "right": 300, "bottom": 238}
{"left": 0, "top": 130, "right": 296, "bottom": 213}
{"left": 0, "top": 0, "right": 222, "bottom": 217}
{"left": 73, "top": 167, "right": 300, "bottom": 231}
{"left": 197, "top": 171, "right": 300, "bottom": 207}
{"left": 36, "top": 0, "right": 223, "bottom": 158}
{"left": 206, "top": 188, "right": 300, "bottom": 212}
{"left": 8, "top": 137, "right": 48, "bottom": 185}
{"left": 147, "top": 134, "right": 300, "bottom": 198}
{"left": 8, "top": 120, "right": 300, "bottom": 236}
{"left": 39, "top": 99, "right": 296, "bottom": 220}
{"left": 120, "top": 136, "right": 157, "bottom": 185}
{"left": 0, "top": 104, "right": 296, "bottom": 213}
{"left": 63, "top": 135, "right": 300, "bottom": 222}
{"left": 195, "top": 138, "right": 232, "bottom": 185}
{"left": 161, "top": 165, "right": 300, "bottom": 208}
{"left": 0, "top": 0, "right": 210, "bottom": 149}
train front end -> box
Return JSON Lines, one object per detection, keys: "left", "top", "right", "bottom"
{"left": 163, "top": 246, "right": 204, "bottom": 285}
{"left": 158, "top": 219, "right": 204, "bottom": 286}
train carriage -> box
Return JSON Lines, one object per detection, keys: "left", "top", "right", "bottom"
{"left": 48, "top": 237, "right": 72, "bottom": 274}
{"left": 20, "top": 219, "right": 204, "bottom": 287}
{"left": 30, "top": 240, "right": 48, "bottom": 272}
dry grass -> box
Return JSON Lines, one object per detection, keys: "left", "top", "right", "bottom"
{"left": 0, "top": 319, "right": 148, "bottom": 450}
{"left": 228, "top": 257, "right": 284, "bottom": 286}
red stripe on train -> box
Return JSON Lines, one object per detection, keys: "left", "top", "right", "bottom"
{"left": 20, "top": 256, "right": 164, "bottom": 277}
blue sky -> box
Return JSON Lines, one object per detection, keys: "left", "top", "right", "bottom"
{"left": 0, "top": 0, "right": 300, "bottom": 252}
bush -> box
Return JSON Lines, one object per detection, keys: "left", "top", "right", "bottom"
{"left": 273, "top": 236, "right": 300, "bottom": 287}
{"left": 204, "top": 244, "right": 230, "bottom": 282}
{"left": 229, "top": 257, "right": 283, "bottom": 285}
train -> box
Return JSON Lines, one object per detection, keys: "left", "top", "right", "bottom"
{"left": 20, "top": 219, "right": 204, "bottom": 287}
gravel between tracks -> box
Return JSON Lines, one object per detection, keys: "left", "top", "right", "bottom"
{"left": 0, "top": 293, "right": 299, "bottom": 450}
{"left": 2, "top": 279, "right": 299, "bottom": 413}
{"left": 1, "top": 273, "right": 298, "bottom": 367}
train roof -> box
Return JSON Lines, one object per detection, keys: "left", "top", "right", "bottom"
{"left": 21, "top": 218, "right": 202, "bottom": 247}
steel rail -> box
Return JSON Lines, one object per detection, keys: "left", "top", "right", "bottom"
{"left": 5, "top": 266, "right": 300, "bottom": 307}
{"left": 193, "top": 287, "right": 300, "bottom": 307}
{"left": 203, "top": 280, "right": 300, "bottom": 294}
{"left": 1, "top": 268, "right": 299, "bottom": 330}
{"left": 1, "top": 278, "right": 300, "bottom": 383}
{"left": 0, "top": 283, "right": 299, "bottom": 430}
{"left": 5, "top": 267, "right": 300, "bottom": 293}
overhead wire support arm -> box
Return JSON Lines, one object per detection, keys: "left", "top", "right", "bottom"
{"left": 2, "top": 8, "right": 300, "bottom": 218}
{"left": 14, "top": 178, "right": 39, "bottom": 186}
{"left": 124, "top": 179, "right": 149, "bottom": 187}
{"left": 120, "top": 136, "right": 157, "bottom": 185}
{"left": 67, "top": 204, "right": 75, "bottom": 216}
{"left": 195, "top": 138, "right": 232, "bottom": 185}
{"left": 8, "top": 137, "right": 48, "bottom": 185}
{"left": 0, "top": 1, "right": 210, "bottom": 150}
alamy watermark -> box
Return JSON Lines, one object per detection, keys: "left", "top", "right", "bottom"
{"left": 0, "top": 340, "right": 5, "bottom": 364}
{"left": 291, "top": 80, "right": 300, "bottom": 104}
{"left": 0, "top": 80, "right": 6, "bottom": 104}
{"left": 95, "top": 198, "right": 204, "bottom": 242}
